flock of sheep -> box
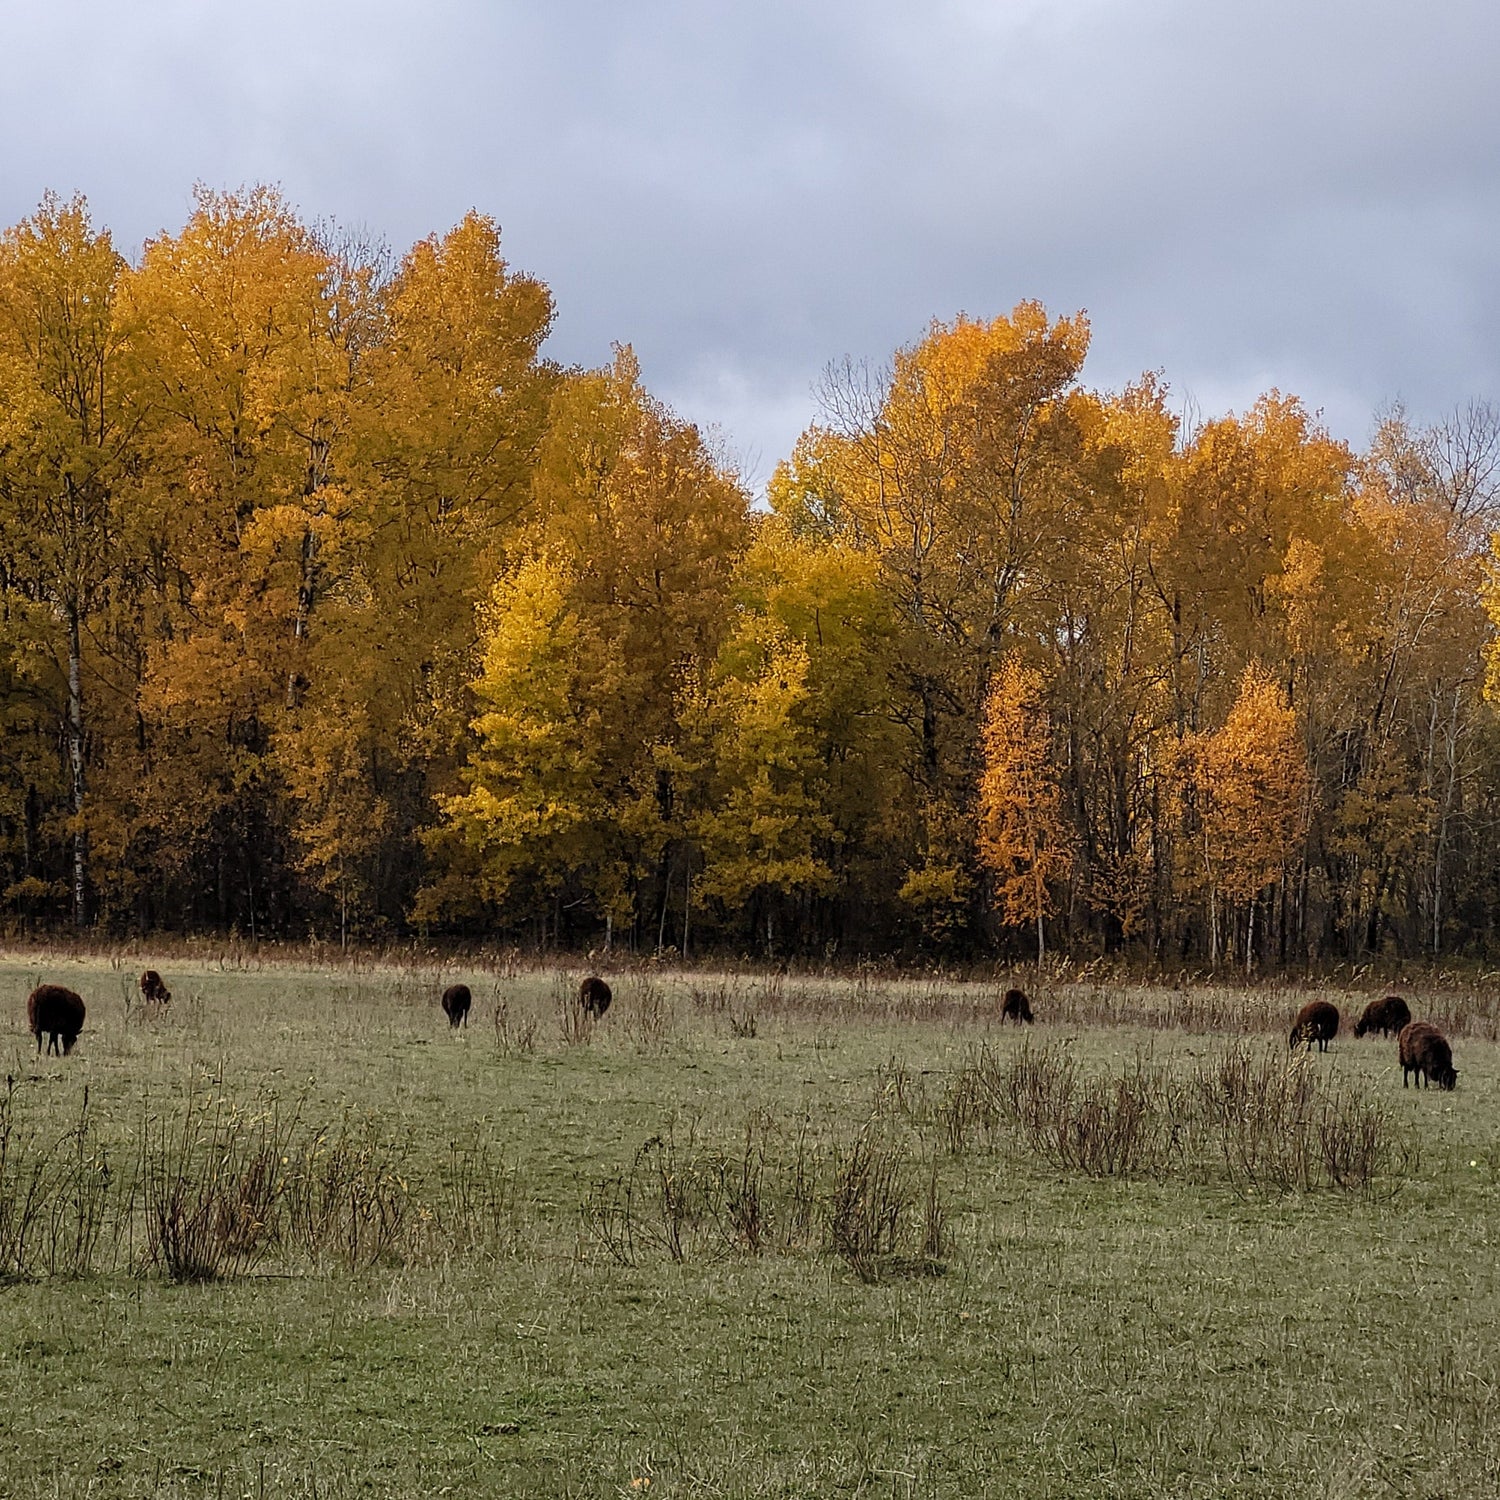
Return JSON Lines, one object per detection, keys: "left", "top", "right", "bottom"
{"left": 22, "top": 969, "right": 614, "bottom": 1054}
{"left": 20, "top": 972, "right": 1458, "bottom": 1091}
{"left": 438, "top": 974, "right": 612, "bottom": 1028}
{"left": 1288, "top": 994, "right": 1459, "bottom": 1090}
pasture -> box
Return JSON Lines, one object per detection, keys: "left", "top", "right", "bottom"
{"left": 1, "top": 954, "right": 1498, "bottom": 1498}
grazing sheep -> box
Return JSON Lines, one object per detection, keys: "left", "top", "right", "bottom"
{"left": 1354, "top": 994, "right": 1411, "bottom": 1039}
{"left": 1398, "top": 1021, "right": 1458, "bottom": 1090}
{"left": 1001, "top": 987, "right": 1034, "bottom": 1024}
{"left": 441, "top": 983, "right": 472, "bottom": 1028}
{"left": 579, "top": 976, "right": 612, "bottom": 1018}
{"left": 1289, "top": 999, "right": 1340, "bottom": 1052}
{"left": 27, "top": 984, "right": 86, "bottom": 1056}
{"left": 139, "top": 969, "right": 172, "bottom": 1006}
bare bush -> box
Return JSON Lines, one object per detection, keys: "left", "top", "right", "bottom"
{"left": 0, "top": 1081, "right": 114, "bottom": 1279}
{"left": 137, "top": 1094, "right": 298, "bottom": 1282}
{"left": 278, "top": 1129, "right": 412, "bottom": 1271}
{"left": 689, "top": 977, "right": 736, "bottom": 1014}
{"left": 628, "top": 975, "right": 671, "bottom": 1052}
{"left": 930, "top": 1040, "right": 1410, "bottom": 1195}
{"left": 581, "top": 1108, "right": 933, "bottom": 1276}
{"left": 826, "top": 1124, "right": 945, "bottom": 1282}
{"left": 582, "top": 1126, "right": 706, "bottom": 1266}
{"left": 1202, "top": 1043, "right": 1411, "bottom": 1196}
{"left": 415, "top": 1141, "right": 524, "bottom": 1261}
{"left": 492, "top": 997, "right": 539, "bottom": 1055}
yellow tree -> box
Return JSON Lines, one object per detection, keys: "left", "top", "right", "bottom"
{"left": 976, "top": 656, "right": 1072, "bottom": 959}
{"left": 280, "top": 211, "right": 555, "bottom": 934}
{"left": 119, "top": 187, "right": 362, "bottom": 930}
{"left": 0, "top": 194, "right": 134, "bottom": 925}
{"left": 124, "top": 194, "right": 555, "bottom": 934}
{"left": 684, "top": 620, "right": 836, "bottom": 953}
{"left": 1047, "top": 377, "right": 1180, "bottom": 951}
{"left": 784, "top": 304, "right": 1097, "bottom": 927}
{"left": 1184, "top": 662, "right": 1310, "bottom": 968}
{"left": 684, "top": 512, "right": 901, "bottom": 948}
{"left": 430, "top": 550, "right": 612, "bottom": 927}
{"left": 433, "top": 352, "right": 751, "bottom": 945}
{"left": 347, "top": 209, "right": 556, "bottom": 746}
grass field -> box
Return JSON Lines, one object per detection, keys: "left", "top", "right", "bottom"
{"left": 1, "top": 953, "right": 1498, "bottom": 1498}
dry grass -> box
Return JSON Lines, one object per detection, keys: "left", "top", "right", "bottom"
{"left": 1, "top": 950, "right": 1497, "bottom": 1497}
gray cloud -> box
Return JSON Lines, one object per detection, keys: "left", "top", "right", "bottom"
{"left": 4, "top": 0, "right": 1498, "bottom": 485}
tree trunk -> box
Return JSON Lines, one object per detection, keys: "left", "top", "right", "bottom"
{"left": 287, "top": 523, "right": 318, "bottom": 708}
{"left": 66, "top": 605, "right": 88, "bottom": 927}
{"left": 657, "top": 864, "right": 670, "bottom": 956}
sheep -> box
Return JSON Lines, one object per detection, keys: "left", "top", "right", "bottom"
{"left": 1354, "top": 994, "right": 1410, "bottom": 1039}
{"left": 1398, "top": 1021, "right": 1458, "bottom": 1090}
{"left": 1001, "top": 987, "right": 1034, "bottom": 1024}
{"left": 441, "top": 983, "right": 472, "bottom": 1028}
{"left": 27, "top": 984, "right": 86, "bottom": 1056}
{"left": 1289, "top": 999, "right": 1339, "bottom": 1052}
{"left": 579, "top": 976, "right": 612, "bottom": 1018}
{"left": 139, "top": 969, "right": 172, "bottom": 1006}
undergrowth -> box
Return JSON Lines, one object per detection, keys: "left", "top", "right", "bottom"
{"left": 907, "top": 1038, "right": 1413, "bottom": 1195}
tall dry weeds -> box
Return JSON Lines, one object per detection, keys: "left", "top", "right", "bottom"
{"left": 928, "top": 1040, "right": 1410, "bottom": 1195}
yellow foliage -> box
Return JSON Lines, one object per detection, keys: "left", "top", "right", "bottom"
{"left": 1185, "top": 662, "right": 1310, "bottom": 905}
{"left": 975, "top": 656, "right": 1073, "bottom": 946}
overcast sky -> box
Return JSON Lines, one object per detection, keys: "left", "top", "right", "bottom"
{"left": 3, "top": 1, "right": 1498, "bottom": 488}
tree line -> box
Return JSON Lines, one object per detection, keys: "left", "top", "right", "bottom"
{"left": 3, "top": 189, "right": 1499, "bottom": 964}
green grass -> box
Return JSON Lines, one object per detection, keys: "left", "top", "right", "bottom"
{"left": 1, "top": 956, "right": 1498, "bottom": 1497}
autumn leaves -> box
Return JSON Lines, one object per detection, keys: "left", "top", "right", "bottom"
{"left": 0, "top": 191, "right": 1493, "bottom": 960}
{"left": 780, "top": 309, "right": 1489, "bottom": 962}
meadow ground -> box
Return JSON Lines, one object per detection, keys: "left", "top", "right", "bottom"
{"left": 1, "top": 953, "right": 1498, "bottom": 1499}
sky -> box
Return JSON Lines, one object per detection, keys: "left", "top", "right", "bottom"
{"left": 3, "top": 0, "right": 1498, "bottom": 489}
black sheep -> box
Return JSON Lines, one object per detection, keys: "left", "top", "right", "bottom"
{"left": 27, "top": 984, "right": 86, "bottom": 1056}
{"left": 1289, "top": 1000, "right": 1339, "bottom": 1052}
{"left": 1354, "top": 994, "right": 1410, "bottom": 1039}
{"left": 1001, "top": 987, "right": 1034, "bottom": 1024}
{"left": 139, "top": 969, "right": 172, "bottom": 1005}
{"left": 441, "top": 983, "right": 472, "bottom": 1028}
{"left": 579, "top": 976, "right": 612, "bottom": 1018}
{"left": 1398, "top": 1021, "right": 1458, "bottom": 1090}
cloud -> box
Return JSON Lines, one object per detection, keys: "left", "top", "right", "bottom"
{"left": 4, "top": 0, "right": 1498, "bottom": 474}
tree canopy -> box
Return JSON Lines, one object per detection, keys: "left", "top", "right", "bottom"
{"left": 2, "top": 190, "right": 1498, "bottom": 965}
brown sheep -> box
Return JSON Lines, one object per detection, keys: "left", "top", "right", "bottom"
{"left": 1398, "top": 1021, "right": 1458, "bottom": 1090}
{"left": 27, "top": 984, "right": 86, "bottom": 1056}
{"left": 1289, "top": 999, "right": 1339, "bottom": 1052}
{"left": 1001, "top": 987, "right": 1034, "bottom": 1024}
{"left": 441, "top": 983, "right": 472, "bottom": 1028}
{"left": 579, "top": 976, "right": 612, "bottom": 1018}
{"left": 139, "top": 969, "right": 172, "bottom": 1005}
{"left": 1354, "top": 994, "right": 1410, "bottom": 1039}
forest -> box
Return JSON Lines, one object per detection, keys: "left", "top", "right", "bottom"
{"left": 2, "top": 187, "right": 1499, "bottom": 965}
